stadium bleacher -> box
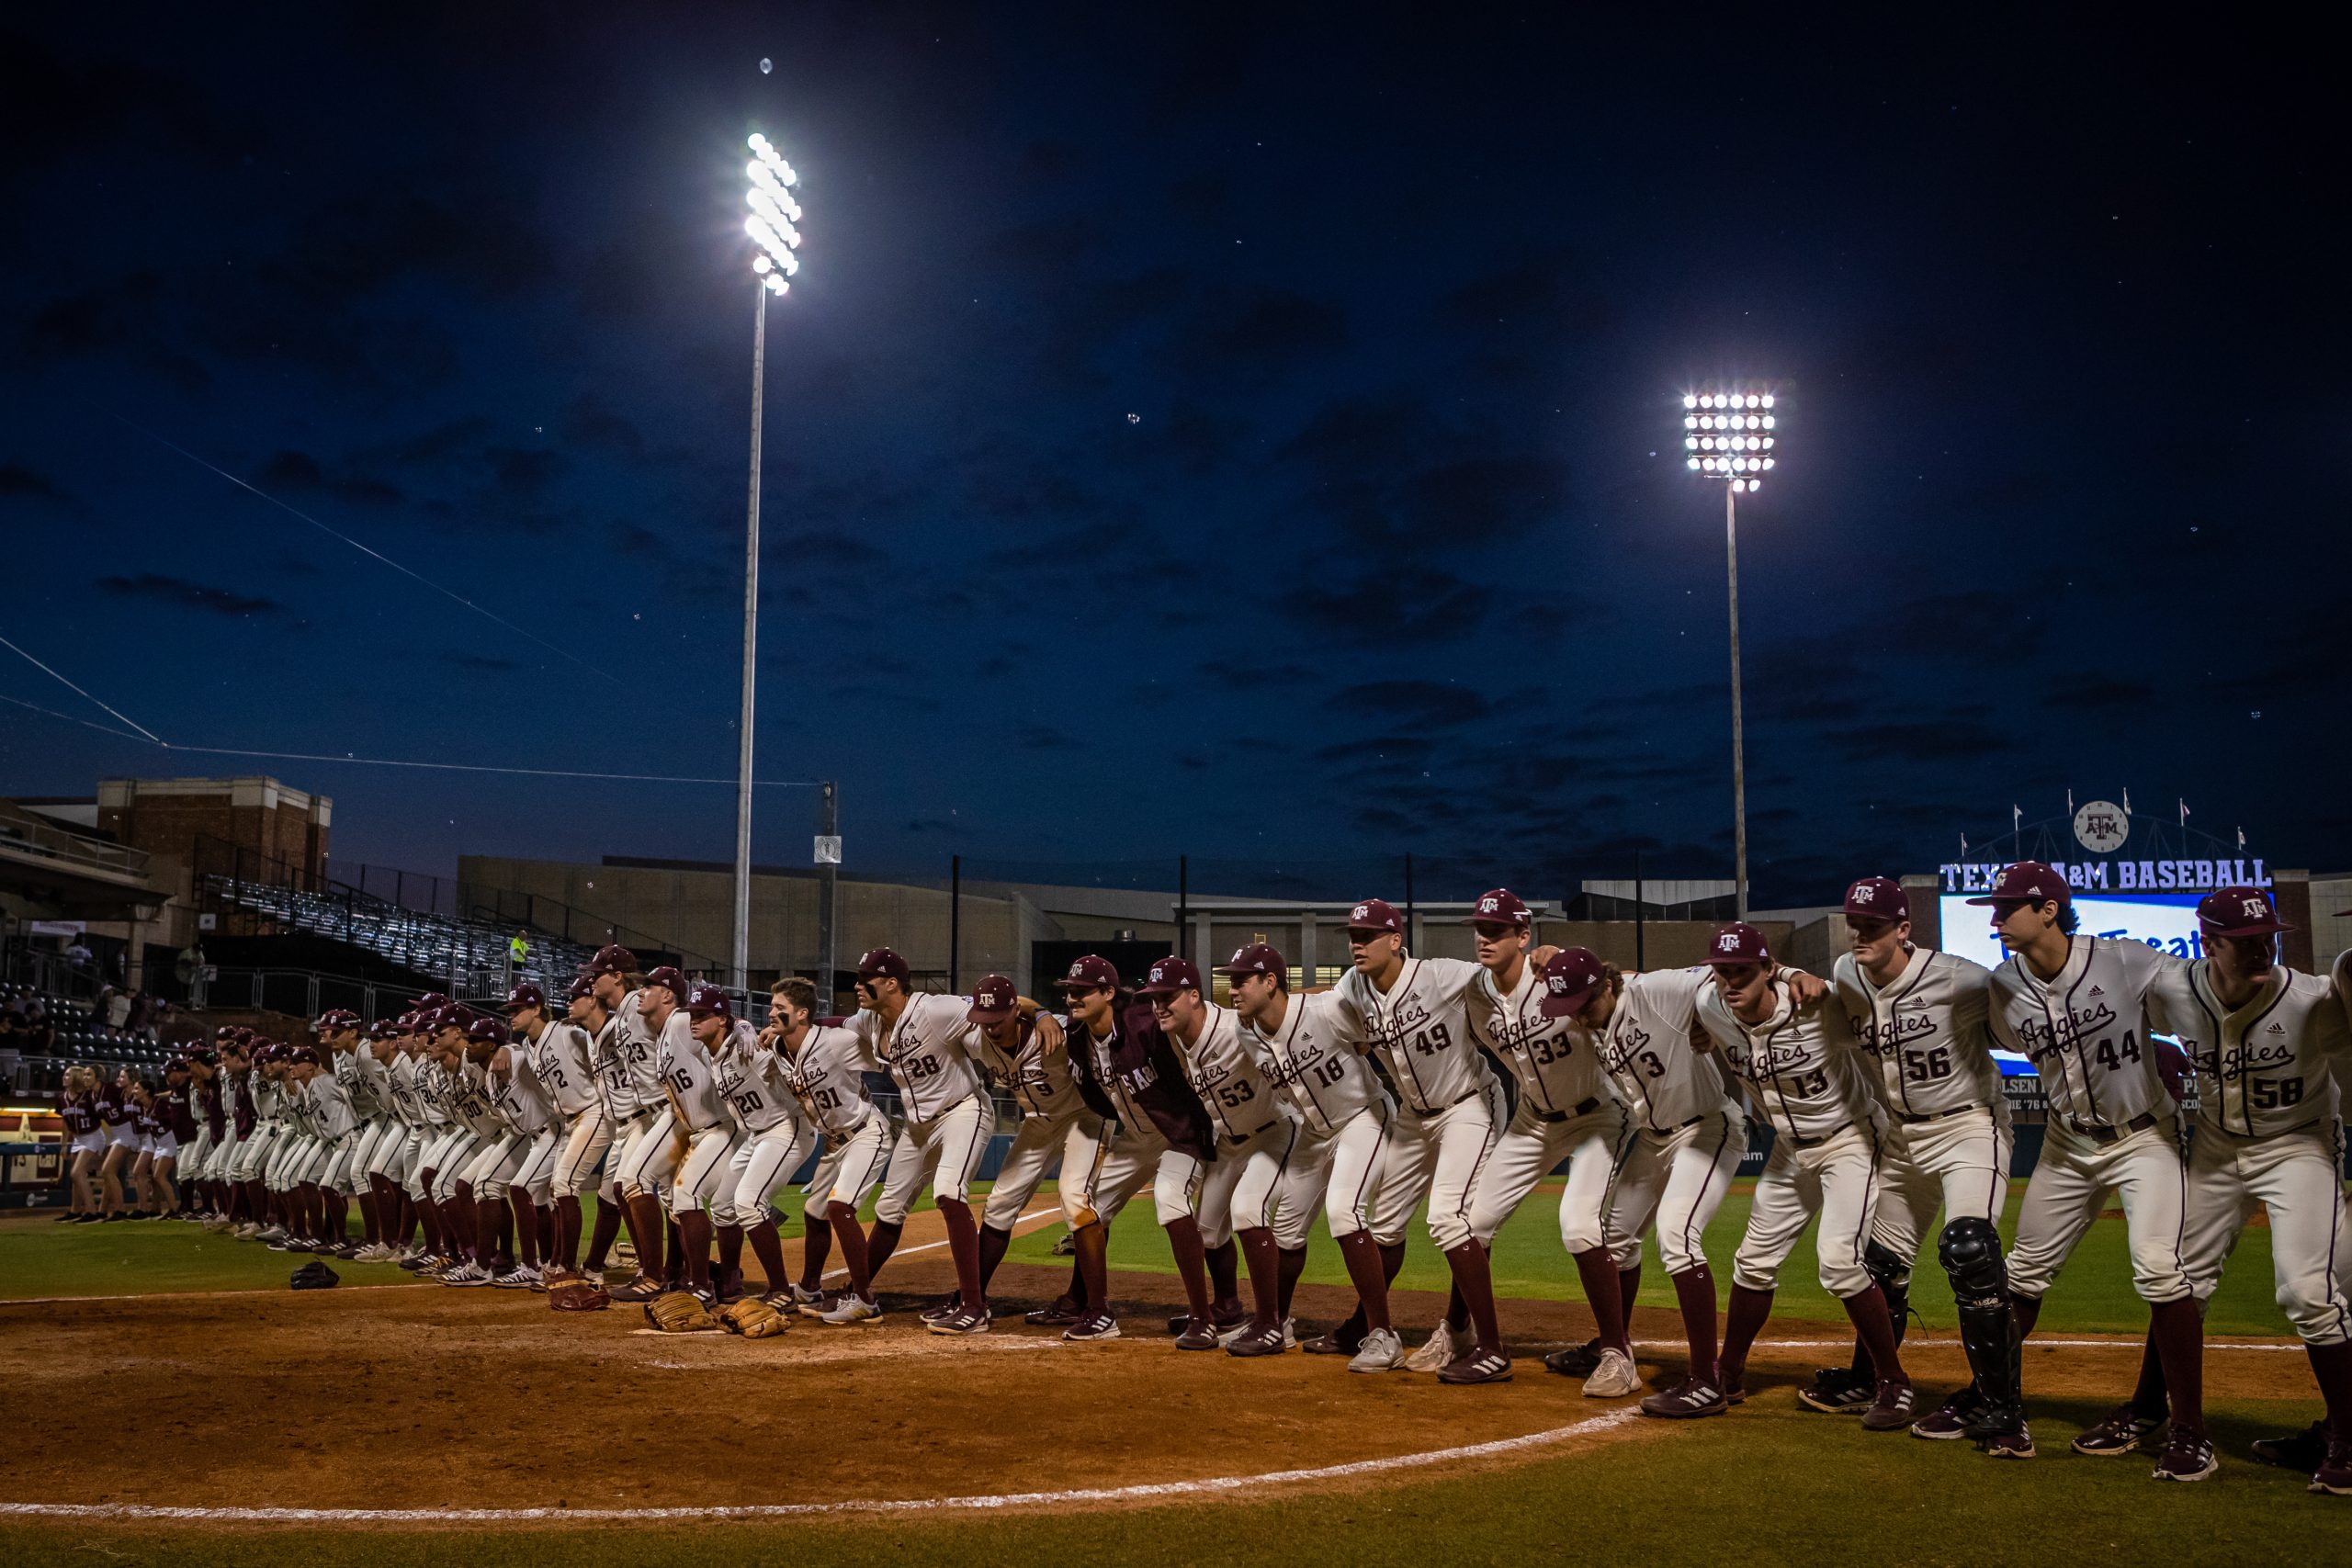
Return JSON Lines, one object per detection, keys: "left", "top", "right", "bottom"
{"left": 199, "top": 873, "right": 607, "bottom": 996}
{"left": 2, "top": 982, "right": 175, "bottom": 1092}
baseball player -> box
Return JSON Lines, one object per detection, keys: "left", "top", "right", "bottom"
{"left": 1419, "top": 896, "right": 1641, "bottom": 1396}
{"left": 2068, "top": 888, "right": 2352, "bottom": 1494}
{"left": 768, "top": 979, "right": 893, "bottom": 1325}
{"left": 655, "top": 984, "right": 752, "bottom": 1302}
{"left": 1040, "top": 957, "right": 1169, "bottom": 1341}
{"left": 1695, "top": 922, "right": 1915, "bottom": 1431}
{"left": 922, "top": 973, "right": 1094, "bottom": 1325}
{"left": 312, "top": 1010, "right": 373, "bottom": 1257}
{"left": 847, "top": 948, "right": 1065, "bottom": 1335}
{"left": 707, "top": 978, "right": 819, "bottom": 1303}
{"left": 399, "top": 1013, "right": 467, "bottom": 1271}
{"left": 428, "top": 1016, "right": 508, "bottom": 1285}
{"left": 600, "top": 955, "right": 690, "bottom": 1303}
{"left": 507, "top": 980, "right": 606, "bottom": 1285}
{"left": 1141, "top": 956, "right": 1306, "bottom": 1358}
{"left": 1225, "top": 941, "right": 1419, "bottom": 1371}
{"left": 571, "top": 971, "right": 634, "bottom": 1283}
{"left": 1973, "top": 860, "right": 2210, "bottom": 1478}
{"left": 1535, "top": 952, "right": 1746, "bottom": 1415}
{"left": 1322, "top": 897, "right": 1512, "bottom": 1383}
{"left": 1059, "top": 953, "right": 1234, "bottom": 1345}
{"left": 481, "top": 1001, "right": 560, "bottom": 1288}
{"left": 356, "top": 1021, "right": 418, "bottom": 1261}
{"left": 1800, "top": 877, "right": 2016, "bottom": 1431}
{"left": 343, "top": 1016, "right": 403, "bottom": 1258}
{"left": 176, "top": 1051, "right": 218, "bottom": 1223}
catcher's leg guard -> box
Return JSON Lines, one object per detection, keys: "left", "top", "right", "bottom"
{"left": 1939, "top": 1217, "right": 2018, "bottom": 1417}
{"left": 1864, "top": 1237, "right": 1912, "bottom": 1348}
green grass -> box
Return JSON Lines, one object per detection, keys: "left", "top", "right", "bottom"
{"left": 1, "top": 1392, "right": 2339, "bottom": 1567}
{"left": 8, "top": 1179, "right": 2291, "bottom": 1337}
{"left": 1004, "top": 1179, "right": 2295, "bottom": 1337}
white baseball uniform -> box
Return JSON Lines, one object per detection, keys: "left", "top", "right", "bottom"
{"left": 662, "top": 1017, "right": 747, "bottom": 1218}
{"left": 1240, "top": 988, "right": 1410, "bottom": 1243}
{"left": 1597, "top": 967, "right": 1750, "bottom": 1278}
{"left": 1159, "top": 1003, "right": 1303, "bottom": 1248}
{"left": 485, "top": 1041, "right": 559, "bottom": 1202}
{"left": 784, "top": 1022, "right": 890, "bottom": 1216}
{"left": 1698, "top": 976, "right": 1891, "bottom": 1299}
{"left": 1329, "top": 955, "right": 1505, "bottom": 1252}
{"left": 1994, "top": 935, "right": 2193, "bottom": 1303}
{"left": 605, "top": 991, "right": 677, "bottom": 1202}
{"left": 1834, "top": 946, "right": 2012, "bottom": 1264}
{"left": 712, "top": 1023, "right": 818, "bottom": 1228}
{"left": 967, "top": 1013, "right": 1095, "bottom": 1233}
{"left": 860, "top": 995, "right": 992, "bottom": 1226}
{"left": 2155, "top": 956, "right": 2351, "bottom": 1343}
{"left": 1060, "top": 1013, "right": 1168, "bottom": 1232}
{"left": 531, "top": 1019, "right": 610, "bottom": 1199}
{"left": 1465, "top": 957, "right": 1634, "bottom": 1257}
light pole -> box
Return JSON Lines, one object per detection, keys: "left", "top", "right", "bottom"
{"left": 1681, "top": 388, "right": 1778, "bottom": 919}
{"left": 735, "top": 132, "right": 803, "bottom": 991}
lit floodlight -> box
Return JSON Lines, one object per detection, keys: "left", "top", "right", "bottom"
{"left": 1681, "top": 386, "right": 1781, "bottom": 490}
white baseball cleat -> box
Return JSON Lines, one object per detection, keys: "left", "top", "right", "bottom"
{"left": 1403, "top": 1322, "right": 1457, "bottom": 1373}
{"left": 442, "top": 1262, "right": 492, "bottom": 1287}
{"left": 1582, "top": 1348, "right": 1643, "bottom": 1398}
{"left": 788, "top": 1282, "right": 824, "bottom": 1308}
{"left": 820, "top": 1293, "right": 882, "bottom": 1325}
{"left": 1348, "top": 1326, "right": 1408, "bottom": 1373}
{"left": 491, "top": 1265, "right": 537, "bottom": 1289}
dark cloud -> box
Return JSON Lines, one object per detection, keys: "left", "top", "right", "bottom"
{"left": 0, "top": 463, "right": 62, "bottom": 500}
{"left": 2044, "top": 675, "right": 2157, "bottom": 712}
{"left": 1329, "top": 681, "right": 1491, "bottom": 728}
{"left": 96, "top": 572, "right": 278, "bottom": 617}
{"left": 1287, "top": 571, "right": 1487, "bottom": 645}
{"left": 1821, "top": 718, "right": 2016, "bottom": 762}
{"left": 258, "top": 450, "right": 404, "bottom": 507}
{"left": 1185, "top": 288, "right": 1348, "bottom": 371}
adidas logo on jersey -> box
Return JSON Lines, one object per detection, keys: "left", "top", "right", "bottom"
{"left": 2266, "top": 1021, "right": 2288, "bottom": 1034}
{"left": 2087, "top": 986, "right": 2106, "bottom": 998}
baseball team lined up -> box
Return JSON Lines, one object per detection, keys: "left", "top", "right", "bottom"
{"left": 91, "top": 862, "right": 2352, "bottom": 1492}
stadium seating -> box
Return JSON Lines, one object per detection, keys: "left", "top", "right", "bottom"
{"left": 199, "top": 874, "right": 604, "bottom": 996}
{"left": 2, "top": 981, "right": 172, "bottom": 1091}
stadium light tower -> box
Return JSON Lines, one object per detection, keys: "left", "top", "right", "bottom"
{"left": 734, "top": 132, "right": 803, "bottom": 991}
{"left": 1681, "top": 386, "right": 1778, "bottom": 920}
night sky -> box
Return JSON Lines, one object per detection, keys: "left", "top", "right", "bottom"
{"left": 4, "top": 9, "right": 2342, "bottom": 904}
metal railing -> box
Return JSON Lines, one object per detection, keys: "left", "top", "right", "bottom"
{"left": 0, "top": 799, "right": 153, "bottom": 883}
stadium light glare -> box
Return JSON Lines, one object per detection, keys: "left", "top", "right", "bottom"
{"left": 1678, "top": 382, "right": 1783, "bottom": 922}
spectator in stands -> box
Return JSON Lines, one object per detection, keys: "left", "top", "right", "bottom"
{"left": 18, "top": 1001, "right": 52, "bottom": 1057}
{"left": 64, "top": 936, "right": 94, "bottom": 974}
{"left": 100, "top": 985, "right": 132, "bottom": 1031}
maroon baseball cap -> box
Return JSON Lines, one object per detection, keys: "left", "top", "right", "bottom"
{"left": 1538, "top": 947, "right": 1608, "bottom": 1019}
{"left": 1465, "top": 888, "right": 1532, "bottom": 930}
{"left": 567, "top": 974, "right": 597, "bottom": 1001}
{"left": 416, "top": 992, "right": 454, "bottom": 1012}
{"left": 642, "top": 964, "right": 689, "bottom": 997}
{"left": 855, "top": 947, "right": 910, "bottom": 985}
{"left": 1056, "top": 954, "right": 1121, "bottom": 993}
{"left": 165, "top": 1056, "right": 190, "bottom": 1074}
{"left": 504, "top": 982, "right": 547, "bottom": 1014}
{"left": 578, "top": 945, "right": 637, "bottom": 978}
{"left": 684, "top": 982, "right": 732, "bottom": 1018}
{"left": 286, "top": 1045, "right": 322, "bottom": 1067}
{"left": 967, "top": 974, "right": 1019, "bottom": 1024}
{"left": 1965, "top": 861, "right": 2072, "bottom": 906}
{"left": 463, "top": 1018, "right": 506, "bottom": 1046}
{"left": 2197, "top": 886, "right": 2291, "bottom": 938}
{"left": 1706, "top": 922, "right": 1773, "bottom": 966}
{"left": 1346, "top": 897, "right": 1403, "bottom": 934}
{"left": 1220, "top": 942, "right": 1287, "bottom": 979}
{"left": 1138, "top": 956, "right": 1203, "bottom": 996}
{"left": 1842, "top": 876, "right": 1909, "bottom": 923}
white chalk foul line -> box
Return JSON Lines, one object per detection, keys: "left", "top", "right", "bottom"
{"left": 1743, "top": 1337, "right": 2301, "bottom": 1354}
{"left": 820, "top": 1204, "right": 1062, "bottom": 1284}
{"left": 0, "top": 1405, "right": 1645, "bottom": 1525}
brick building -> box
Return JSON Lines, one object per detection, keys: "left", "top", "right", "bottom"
{"left": 97, "top": 777, "right": 332, "bottom": 880}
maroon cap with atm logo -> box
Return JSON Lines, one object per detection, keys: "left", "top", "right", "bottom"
{"left": 1056, "top": 954, "right": 1121, "bottom": 993}
{"left": 1138, "top": 956, "right": 1203, "bottom": 996}
{"left": 1221, "top": 942, "right": 1287, "bottom": 979}
{"left": 855, "top": 948, "right": 910, "bottom": 986}
{"left": 2197, "top": 886, "right": 2291, "bottom": 938}
{"left": 1538, "top": 948, "right": 1609, "bottom": 1019}
{"left": 967, "top": 974, "right": 1019, "bottom": 1024}
{"left": 1464, "top": 888, "right": 1532, "bottom": 930}
{"left": 1965, "top": 861, "right": 2071, "bottom": 906}
{"left": 1842, "top": 876, "right": 1909, "bottom": 923}
{"left": 1705, "top": 922, "right": 1773, "bottom": 966}
{"left": 1345, "top": 898, "right": 1403, "bottom": 934}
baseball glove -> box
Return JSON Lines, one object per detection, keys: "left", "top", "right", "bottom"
{"left": 548, "top": 1280, "right": 611, "bottom": 1313}
{"left": 718, "top": 1297, "right": 790, "bottom": 1338}
{"left": 644, "top": 1290, "right": 719, "bottom": 1333}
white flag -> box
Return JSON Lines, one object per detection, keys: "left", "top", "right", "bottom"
{"left": 1961, "top": 833, "right": 1969, "bottom": 857}
{"left": 2066, "top": 788, "right": 2075, "bottom": 817}
{"left": 2179, "top": 798, "right": 2190, "bottom": 825}
{"left": 2012, "top": 805, "right": 2022, "bottom": 833}
{"left": 2122, "top": 787, "right": 2132, "bottom": 816}
{"left": 2237, "top": 825, "right": 2246, "bottom": 851}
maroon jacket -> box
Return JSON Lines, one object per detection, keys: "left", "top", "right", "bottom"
{"left": 1065, "top": 998, "right": 1216, "bottom": 1162}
